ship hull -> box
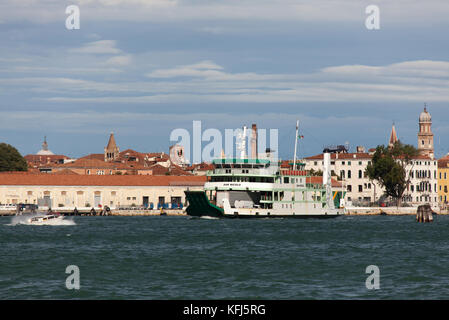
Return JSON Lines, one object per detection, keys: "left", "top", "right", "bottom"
{"left": 185, "top": 191, "right": 343, "bottom": 219}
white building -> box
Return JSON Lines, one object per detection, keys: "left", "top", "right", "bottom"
{"left": 304, "top": 151, "right": 381, "bottom": 205}
{"left": 303, "top": 107, "right": 439, "bottom": 207}
{"left": 0, "top": 174, "right": 205, "bottom": 209}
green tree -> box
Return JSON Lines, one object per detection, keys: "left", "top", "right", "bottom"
{"left": 0, "top": 143, "right": 28, "bottom": 172}
{"left": 309, "top": 169, "right": 323, "bottom": 176}
{"left": 365, "top": 141, "right": 418, "bottom": 206}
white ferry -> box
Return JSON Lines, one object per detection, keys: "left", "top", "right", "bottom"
{"left": 185, "top": 122, "right": 345, "bottom": 218}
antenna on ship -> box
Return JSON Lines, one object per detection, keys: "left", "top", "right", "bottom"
{"left": 293, "top": 120, "right": 299, "bottom": 171}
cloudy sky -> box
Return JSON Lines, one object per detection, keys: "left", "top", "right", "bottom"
{"left": 1, "top": 0, "right": 449, "bottom": 161}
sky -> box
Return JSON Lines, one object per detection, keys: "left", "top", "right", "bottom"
{"left": 1, "top": 0, "right": 449, "bottom": 162}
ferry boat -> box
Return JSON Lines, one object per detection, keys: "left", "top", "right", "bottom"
{"left": 28, "top": 214, "right": 65, "bottom": 225}
{"left": 185, "top": 122, "right": 345, "bottom": 218}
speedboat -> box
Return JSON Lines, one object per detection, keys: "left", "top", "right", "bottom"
{"left": 28, "top": 214, "right": 64, "bottom": 225}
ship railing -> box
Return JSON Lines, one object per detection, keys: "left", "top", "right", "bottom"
{"left": 280, "top": 170, "right": 307, "bottom": 176}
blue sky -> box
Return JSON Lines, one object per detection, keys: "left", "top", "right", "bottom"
{"left": 1, "top": 0, "right": 449, "bottom": 161}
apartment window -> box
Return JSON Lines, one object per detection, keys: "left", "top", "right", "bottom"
{"left": 61, "top": 191, "right": 67, "bottom": 196}
{"left": 358, "top": 185, "right": 363, "bottom": 192}
{"left": 348, "top": 170, "right": 352, "bottom": 179}
{"left": 358, "top": 170, "right": 362, "bottom": 179}
{"left": 284, "top": 177, "right": 289, "bottom": 184}
{"left": 347, "top": 185, "right": 352, "bottom": 192}
{"left": 111, "top": 191, "right": 116, "bottom": 196}
{"left": 27, "top": 191, "right": 33, "bottom": 196}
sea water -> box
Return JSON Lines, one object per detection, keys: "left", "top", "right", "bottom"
{"left": 1, "top": 215, "right": 449, "bottom": 299}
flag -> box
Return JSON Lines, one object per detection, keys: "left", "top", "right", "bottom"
{"left": 298, "top": 135, "right": 304, "bottom": 139}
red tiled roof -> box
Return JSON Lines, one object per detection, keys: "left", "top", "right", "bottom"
{"left": 149, "top": 164, "right": 192, "bottom": 176}
{"left": 0, "top": 173, "right": 206, "bottom": 186}
{"left": 77, "top": 153, "right": 105, "bottom": 161}
{"left": 438, "top": 155, "right": 449, "bottom": 168}
{"left": 307, "top": 176, "right": 342, "bottom": 188}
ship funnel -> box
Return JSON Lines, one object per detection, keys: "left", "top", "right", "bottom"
{"left": 323, "top": 152, "right": 334, "bottom": 209}
{"left": 251, "top": 124, "right": 258, "bottom": 159}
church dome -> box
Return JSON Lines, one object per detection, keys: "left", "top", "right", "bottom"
{"left": 419, "top": 107, "right": 431, "bottom": 122}
{"left": 36, "top": 136, "right": 54, "bottom": 155}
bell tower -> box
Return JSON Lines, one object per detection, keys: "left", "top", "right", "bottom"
{"left": 104, "top": 132, "right": 120, "bottom": 162}
{"left": 418, "top": 105, "right": 434, "bottom": 159}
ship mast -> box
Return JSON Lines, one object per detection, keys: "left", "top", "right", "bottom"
{"left": 293, "top": 120, "right": 299, "bottom": 171}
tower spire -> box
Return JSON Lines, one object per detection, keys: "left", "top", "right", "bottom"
{"left": 104, "top": 132, "right": 120, "bottom": 162}
{"left": 389, "top": 123, "right": 398, "bottom": 148}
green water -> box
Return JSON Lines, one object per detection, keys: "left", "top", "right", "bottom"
{"left": 1, "top": 215, "right": 449, "bottom": 299}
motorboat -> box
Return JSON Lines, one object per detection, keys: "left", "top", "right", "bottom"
{"left": 28, "top": 214, "right": 65, "bottom": 225}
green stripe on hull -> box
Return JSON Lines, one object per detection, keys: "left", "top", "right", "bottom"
{"left": 185, "top": 191, "right": 224, "bottom": 218}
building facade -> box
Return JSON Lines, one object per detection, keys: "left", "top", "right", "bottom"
{"left": 438, "top": 155, "right": 449, "bottom": 206}
{"left": 304, "top": 152, "right": 379, "bottom": 204}
{"left": 303, "top": 107, "right": 439, "bottom": 207}
{"left": 0, "top": 174, "right": 205, "bottom": 209}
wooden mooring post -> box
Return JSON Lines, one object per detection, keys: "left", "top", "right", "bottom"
{"left": 416, "top": 204, "right": 434, "bottom": 223}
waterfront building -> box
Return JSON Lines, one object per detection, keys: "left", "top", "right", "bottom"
{"left": 303, "top": 108, "right": 439, "bottom": 207}
{"left": 0, "top": 173, "right": 205, "bottom": 209}
{"left": 304, "top": 151, "right": 438, "bottom": 207}
{"left": 438, "top": 155, "right": 449, "bottom": 206}
{"left": 304, "top": 151, "right": 381, "bottom": 205}
{"left": 405, "top": 156, "right": 438, "bottom": 206}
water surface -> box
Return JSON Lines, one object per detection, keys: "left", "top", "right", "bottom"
{"left": 1, "top": 215, "right": 448, "bottom": 299}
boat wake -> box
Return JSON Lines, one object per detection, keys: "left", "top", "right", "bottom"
{"left": 199, "top": 216, "right": 220, "bottom": 220}
{"left": 7, "top": 214, "right": 76, "bottom": 226}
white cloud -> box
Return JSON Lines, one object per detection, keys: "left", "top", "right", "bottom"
{"left": 70, "top": 40, "right": 122, "bottom": 54}
{"left": 2, "top": 57, "right": 449, "bottom": 104}
{"left": 104, "top": 55, "right": 133, "bottom": 66}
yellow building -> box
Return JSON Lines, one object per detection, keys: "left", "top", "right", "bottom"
{"left": 438, "top": 155, "right": 449, "bottom": 206}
